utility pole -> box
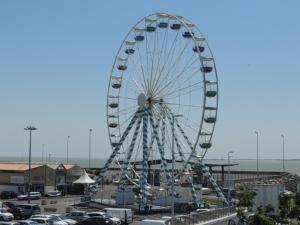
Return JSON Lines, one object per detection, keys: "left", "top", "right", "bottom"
{"left": 255, "top": 131, "right": 259, "bottom": 177}
{"left": 89, "top": 129, "right": 92, "bottom": 168}
{"left": 24, "top": 126, "right": 37, "bottom": 204}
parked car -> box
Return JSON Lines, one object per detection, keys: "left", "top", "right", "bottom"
{"left": 0, "top": 209, "right": 14, "bottom": 221}
{"left": 87, "top": 212, "right": 121, "bottom": 225}
{"left": 0, "top": 222, "right": 20, "bottom": 225}
{"left": 17, "top": 192, "right": 41, "bottom": 201}
{"left": 0, "top": 192, "right": 17, "bottom": 200}
{"left": 49, "top": 215, "right": 76, "bottom": 225}
{"left": 76, "top": 217, "right": 112, "bottom": 225}
{"left": 104, "top": 208, "right": 132, "bottom": 224}
{"left": 45, "top": 191, "right": 61, "bottom": 198}
{"left": 30, "top": 215, "right": 67, "bottom": 225}
{"left": 30, "top": 218, "right": 54, "bottom": 225}
{"left": 17, "top": 220, "right": 40, "bottom": 225}
{"left": 11, "top": 207, "right": 29, "bottom": 220}
{"left": 2, "top": 202, "right": 16, "bottom": 212}
{"left": 64, "top": 211, "right": 89, "bottom": 222}
{"left": 15, "top": 204, "right": 41, "bottom": 217}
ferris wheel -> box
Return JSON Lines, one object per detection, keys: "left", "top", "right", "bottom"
{"left": 102, "top": 12, "right": 219, "bottom": 209}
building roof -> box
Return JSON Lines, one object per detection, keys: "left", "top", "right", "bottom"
{"left": 0, "top": 163, "right": 78, "bottom": 171}
{"left": 0, "top": 163, "right": 43, "bottom": 171}
{"left": 47, "top": 163, "right": 77, "bottom": 170}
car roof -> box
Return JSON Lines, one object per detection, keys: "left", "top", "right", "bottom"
{"left": 31, "top": 218, "right": 50, "bottom": 221}
{"left": 17, "top": 204, "right": 39, "bottom": 206}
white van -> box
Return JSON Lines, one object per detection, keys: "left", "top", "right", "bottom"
{"left": 104, "top": 208, "right": 133, "bottom": 224}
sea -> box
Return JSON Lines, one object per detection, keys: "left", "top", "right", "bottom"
{"left": 1, "top": 156, "right": 299, "bottom": 175}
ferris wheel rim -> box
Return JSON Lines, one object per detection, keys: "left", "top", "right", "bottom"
{"left": 106, "top": 12, "right": 219, "bottom": 178}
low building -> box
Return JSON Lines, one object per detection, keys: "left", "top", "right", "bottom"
{"left": 0, "top": 163, "right": 83, "bottom": 195}
{"left": 253, "top": 183, "right": 285, "bottom": 214}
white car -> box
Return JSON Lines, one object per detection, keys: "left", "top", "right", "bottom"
{"left": 30, "top": 218, "right": 54, "bottom": 225}
{"left": 17, "top": 192, "right": 42, "bottom": 200}
{"left": 0, "top": 209, "right": 14, "bottom": 221}
{"left": 30, "top": 215, "right": 67, "bottom": 225}
{"left": 17, "top": 220, "right": 40, "bottom": 225}
{"left": 87, "top": 211, "right": 121, "bottom": 225}
{"left": 49, "top": 215, "right": 76, "bottom": 225}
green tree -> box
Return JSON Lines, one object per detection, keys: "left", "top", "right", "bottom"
{"left": 278, "top": 191, "right": 295, "bottom": 220}
{"left": 236, "top": 184, "right": 257, "bottom": 209}
{"left": 247, "top": 212, "right": 275, "bottom": 225}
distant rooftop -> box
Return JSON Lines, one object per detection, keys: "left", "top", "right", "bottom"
{"left": 0, "top": 162, "right": 78, "bottom": 171}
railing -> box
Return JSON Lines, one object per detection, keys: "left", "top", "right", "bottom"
{"left": 165, "top": 206, "right": 236, "bottom": 225}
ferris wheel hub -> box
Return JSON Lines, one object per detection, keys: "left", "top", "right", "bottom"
{"left": 137, "top": 93, "right": 147, "bottom": 107}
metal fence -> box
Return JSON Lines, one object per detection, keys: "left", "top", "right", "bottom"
{"left": 165, "top": 206, "right": 236, "bottom": 225}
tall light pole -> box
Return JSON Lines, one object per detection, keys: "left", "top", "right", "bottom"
{"left": 255, "top": 131, "right": 259, "bottom": 177}
{"left": 171, "top": 114, "right": 183, "bottom": 225}
{"left": 227, "top": 151, "right": 234, "bottom": 203}
{"left": 281, "top": 134, "right": 285, "bottom": 172}
{"left": 42, "top": 144, "right": 45, "bottom": 163}
{"left": 67, "top": 136, "right": 70, "bottom": 164}
{"left": 24, "top": 126, "right": 37, "bottom": 204}
{"left": 89, "top": 129, "right": 92, "bottom": 168}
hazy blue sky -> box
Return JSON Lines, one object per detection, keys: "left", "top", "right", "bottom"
{"left": 0, "top": 1, "right": 299, "bottom": 160}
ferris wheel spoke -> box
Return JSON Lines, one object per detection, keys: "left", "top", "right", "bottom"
{"left": 144, "top": 28, "right": 152, "bottom": 96}
{"left": 164, "top": 83, "right": 203, "bottom": 100}
{"left": 152, "top": 37, "right": 192, "bottom": 96}
{"left": 118, "top": 110, "right": 140, "bottom": 131}
{"left": 159, "top": 40, "right": 192, "bottom": 89}
{"left": 155, "top": 57, "right": 200, "bottom": 97}
{"left": 124, "top": 70, "right": 145, "bottom": 94}
{"left": 150, "top": 23, "right": 169, "bottom": 95}
{"left": 126, "top": 55, "right": 148, "bottom": 93}
{"left": 109, "top": 104, "right": 137, "bottom": 116}
{"left": 145, "top": 23, "right": 158, "bottom": 97}
{"left": 165, "top": 102, "right": 203, "bottom": 108}
{"left": 136, "top": 41, "right": 150, "bottom": 95}
{"left": 151, "top": 29, "right": 180, "bottom": 96}
{"left": 118, "top": 96, "right": 137, "bottom": 101}
{"left": 149, "top": 22, "right": 167, "bottom": 95}
{"left": 160, "top": 55, "right": 199, "bottom": 95}
{"left": 161, "top": 80, "right": 203, "bottom": 99}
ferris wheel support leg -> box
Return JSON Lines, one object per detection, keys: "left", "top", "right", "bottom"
{"left": 102, "top": 109, "right": 141, "bottom": 174}
{"left": 120, "top": 115, "right": 142, "bottom": 183}
{"left": 148, "top": 109, "right": 172, "bottom": 186}
{"left": 160, "top": 116, "right": 166, "bottom": 173}
{"left": 141, "top": 108, "right": 150, "bottom": 211}
{"left": 200, "top": 163, "right": 228, "bottom": 206}
{"left": 167, "top": 111, "right": 202, "bottom": 207}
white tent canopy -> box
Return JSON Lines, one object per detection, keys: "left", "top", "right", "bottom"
{"left": 73, "top": 170, "right": 95, "bottom": 184}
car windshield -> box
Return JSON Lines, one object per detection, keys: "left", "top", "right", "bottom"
{"left": 50, "top": 217, "right": 59, "bottom": 222}
{"left": 0, "top": 209, "right": 7, "bottom": 213}
{"left": 29, "top": 222, "right": 39, "bottom": 225}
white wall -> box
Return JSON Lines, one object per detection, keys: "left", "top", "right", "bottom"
{"left": 253, "top": 184, "right": 284, "bottom": 214}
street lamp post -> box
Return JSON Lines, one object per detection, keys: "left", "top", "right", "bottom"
{"left": 227, "top": 151, "right": 234, "bottom": 203}
{"left": 67, "top": 136, "right": 70, "bottom": 164}
{"left": 281, "top": 134, "right": 285, "bottom": 172}
{"left": 89, "top": 129, "right": 92, "bottom": 168}
{"left": 254, "top": 131, "right": 259, "bottom": 177}
{"left": 24, "top": 126, "right": 37, "bottom": 204}
{"left": 171, "top": 114, "right": 183, "bottom": 225}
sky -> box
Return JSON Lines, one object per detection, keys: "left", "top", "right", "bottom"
{"left": 0, "top": 0, "right": 299, "bottom": 160}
